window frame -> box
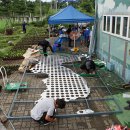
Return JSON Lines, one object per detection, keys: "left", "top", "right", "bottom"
{"left": 102, "top": 15, "right": 130, "bottom": 41}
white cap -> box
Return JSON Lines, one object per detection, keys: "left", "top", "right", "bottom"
{"left": 62, "top": 29, "right": 66, "bottom": 32}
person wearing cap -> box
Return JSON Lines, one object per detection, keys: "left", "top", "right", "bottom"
{"left": 38, "top": 38, "right": 54, "bottom": 56}
{"left": 31, "top": 98, "right": 66, "bottom": 125}
{"left": 58, "top": 26, "right": 64, "bottom": 35}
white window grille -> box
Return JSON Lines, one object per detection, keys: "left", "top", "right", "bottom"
{"left": 102, "top": 15, "right": 130, "bottom": 41}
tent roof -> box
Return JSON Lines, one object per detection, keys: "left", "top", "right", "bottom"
{"left": 48, "top": 5, "right": 94, "bottom": 24}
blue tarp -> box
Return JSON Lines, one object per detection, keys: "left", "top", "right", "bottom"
{"left": 48, "top": 5, "right": 94, "bottom": 24}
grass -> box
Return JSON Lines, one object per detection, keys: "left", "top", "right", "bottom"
{"left": 0, "top": 46, "right": 12, "bottom": 58}
{"left": 0, "top": 21, "right": 24, "bottom": 57}
{"left": 0, "top": 35, "right": 22, "bottom": 51}
{"left": 0, "top": 19, "right": 6, "bottom": 32}
{"left": 0, "top": 21, "right": 48, "bottom": 59}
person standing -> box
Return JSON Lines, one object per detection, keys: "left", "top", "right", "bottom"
{"left": 66, "top": 25, "right": 72, "bottom": 47}
{"left": 80, "top": 27, "right": 86, "bottom": 45}
{"left": 38, "top": 39, "right": 54, "bottom": 56}
{"left": 22, "top": 21, "right": 27, "bottom": 33}
{"left": 84, "top": 27, "right": 91, "bottom": 47}
{"left": 31, "top": 98, "right": 66, "bottom": 125}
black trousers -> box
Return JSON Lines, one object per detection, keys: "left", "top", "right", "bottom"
{"left": 43, "top": 47, "right": 48, "bottom": 56}
{"left": 23, "top": 28, "right": 26, "bottom": 33}
{"left": 37, "top": 110, "right": 55, "bottom": 124}
{"left": 68, "top": 37, "right": 72, "bottom": 47}
{"left": 37, "top": 112, "right": 49, "bottom": 124}
{"left": 42, "top": 46, "right": 53, "bottom": 56}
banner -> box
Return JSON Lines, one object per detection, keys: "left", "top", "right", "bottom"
{"left": 58, "top": 0, "right": 78, "bottom": 3}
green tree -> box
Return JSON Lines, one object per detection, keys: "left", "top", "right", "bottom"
{"left": 11, "top": 0, "right": 26, "bottom": 16}
{"left": 34, "top": 0, "right": 41, "bottom": 16}
{"left": 0, "top": 0, "right": 12, "bottom": 16}
{"left": 79, "top": 0, "right": 95, "bottom": 16}
{"left": 26, "top": 1, "right": 35, "bottom": 16}
{"left": 42, "top": 2, "right": 50, "bottom": 16}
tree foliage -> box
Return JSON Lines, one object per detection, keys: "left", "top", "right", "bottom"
{"left": 0, "top": 0, "right": 95, "bottom": 17}
{"left": 0, "top": 0, "right": 35, "bottom": 16}
{"left": 56, "top": 0, "right": 95, "bottom": 16}
{"left": 78, "top": 0, "right": 95, "bottom": 16}
{"left": 0, "top": 0, "right": 11, "bottom": 16}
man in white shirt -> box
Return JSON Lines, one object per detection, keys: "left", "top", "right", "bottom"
{"left": 31, "top": 98, "right": 66, "bottom": 125}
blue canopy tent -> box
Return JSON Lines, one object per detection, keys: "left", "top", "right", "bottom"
{"left": 48, "top": 5, "right": 94, "bottom": 24}
{"left": 48, "top": 5, "right": 95, "bottom": 51}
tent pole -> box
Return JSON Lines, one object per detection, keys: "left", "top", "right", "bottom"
{"left": 74, "top": 34, "right": 75, "bottom": 48}
{"left": 48, "top": 24, "right": 50, "bottom": 38}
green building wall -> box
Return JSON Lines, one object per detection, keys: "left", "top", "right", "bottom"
{"left": 96, "top": 0, "right": 130, "bottom": 82}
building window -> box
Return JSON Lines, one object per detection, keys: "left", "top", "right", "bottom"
{"left": 116, "top": 17, "right": 121, "bottom": 35}
{"left": 103, "top": 15, "right": 130, "bottom": 40}
{"left": 107, "top": 16, "right": 110, "bottom": 32}
{"left": 129, "top": 18, "right": 130, "bottom": 38}
{"left": 112, "top": 16, "right": 115, "bottom": 33}
{"left": 123, "top": 17, "right": 128, "bottom": 37}
{"left": 103, "top": 16, "right": 106, "bottom": 31}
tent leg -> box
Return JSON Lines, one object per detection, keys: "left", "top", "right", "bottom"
{"left": 48, "top": 24, "right": 50, "bottom": 38}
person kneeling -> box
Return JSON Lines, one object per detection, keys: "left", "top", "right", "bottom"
{"left": 31, "top": 98, "right": 66, "bottom": 125}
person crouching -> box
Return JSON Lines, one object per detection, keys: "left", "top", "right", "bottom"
{"left": 38, "top": 39, "right": 54, "bottom": 56}
{"left": 80, "top": 59, "right": 96, "bottom": 74}
{"left": 31, "top": 98, "right": 66, "bottom": 125}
